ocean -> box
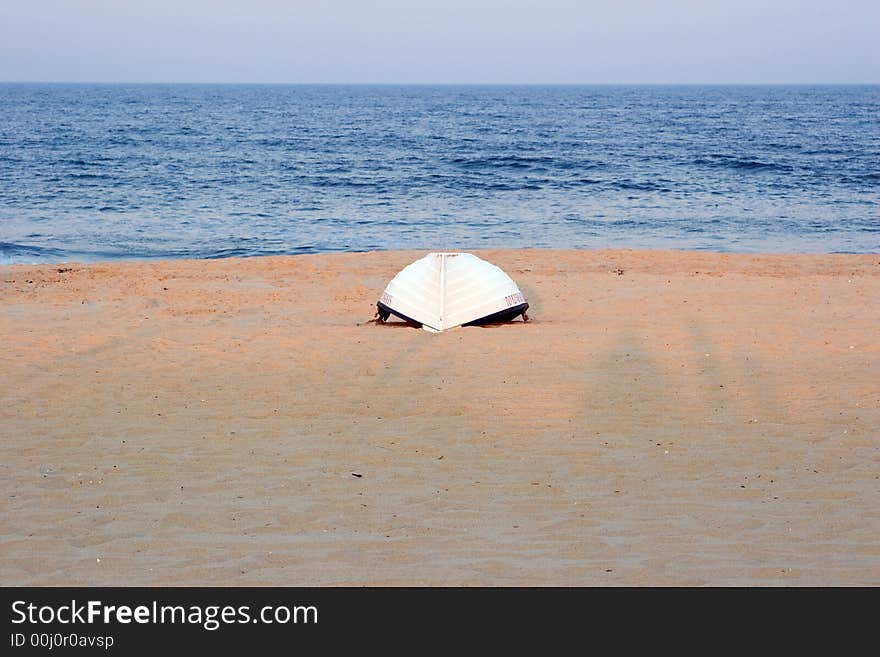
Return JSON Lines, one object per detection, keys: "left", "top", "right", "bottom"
{"left": 0, "top": 83, "right": 877, "bottom": 263}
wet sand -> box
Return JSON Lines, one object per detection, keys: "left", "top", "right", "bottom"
{"left": 1, "top": 249, "right": 878, "bottom": 586}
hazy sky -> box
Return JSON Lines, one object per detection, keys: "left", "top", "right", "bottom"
{"left": 1, "top": 0, "right": 878, "bottom": 83}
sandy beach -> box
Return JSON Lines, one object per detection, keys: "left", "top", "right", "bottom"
{"left": 1, "top": 249, "right": 878, "bottom": 586}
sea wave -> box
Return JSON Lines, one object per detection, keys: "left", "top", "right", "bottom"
{"left": 0, "top": 242, "right": 70, "bottom": 265}
{"left": 693, "top": 154, "right": 794, "bottom": 172}
{"left": 448, "top": 155, "right": 556, "bottom": 170}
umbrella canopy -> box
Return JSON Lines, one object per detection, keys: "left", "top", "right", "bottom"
{"left": 376, "top": 253, "right": 529, "bottom": 332}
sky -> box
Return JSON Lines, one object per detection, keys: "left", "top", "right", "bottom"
{"left": 1, "top": 0, "right": 878, "bottom": 84}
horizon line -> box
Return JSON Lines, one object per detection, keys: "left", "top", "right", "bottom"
{"left": 2, "top": 80, "right": 879, "bottom": 87}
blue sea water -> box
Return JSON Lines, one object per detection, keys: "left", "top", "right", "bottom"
{"left": 0, "top": 83, "right": 877, "bottom": 264}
